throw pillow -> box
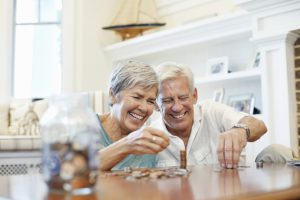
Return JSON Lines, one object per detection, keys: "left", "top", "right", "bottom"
{"left": 33, "top": 99, "right": 48, "bottom": 119}
{"left": 8, "top": 100, "right": 40, "bottom": 136}
{"left": 0, "top": 100, "right": 10, "bottom": 135}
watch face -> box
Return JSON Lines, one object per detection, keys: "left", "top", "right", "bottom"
{"left": 234, "top": 124, "right": 246, "bottom": 128}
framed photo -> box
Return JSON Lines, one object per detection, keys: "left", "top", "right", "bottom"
{"left": 213, "top": 88, "right": 224, "bottom": 103}
{"left": 251, "top": 52, "right": 261, "bottom": 68}
{"left": 206, "top": 56, "right": 229, "bottom": 75}
{"left": 227, "top": 94, "right": 255, "bottom": 114}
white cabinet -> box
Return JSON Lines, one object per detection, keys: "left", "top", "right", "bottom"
{"left": 103, "top": 1, "right": 300, "bottom": 160}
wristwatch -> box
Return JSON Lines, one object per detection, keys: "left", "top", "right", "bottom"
{"left": 232, "top": 124, "right": 250, "bottom": 140}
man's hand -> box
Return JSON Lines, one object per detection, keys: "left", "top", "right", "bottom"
{"left": 217, "top": 128, "right": 247, "bottom": 169}
{"left": 126, "top": 127, "right": 170, "bottom": 155}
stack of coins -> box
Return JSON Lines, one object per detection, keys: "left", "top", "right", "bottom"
{"left": 180, "top": 150, "right": 187, "bottom": 169}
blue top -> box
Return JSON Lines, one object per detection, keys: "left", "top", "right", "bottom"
{"left": 97, "top": 116, "right": 155, "bottom": 171}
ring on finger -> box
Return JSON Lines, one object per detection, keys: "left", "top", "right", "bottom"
{"left": 152, "top": 136, "right": 157, "bottom": 143}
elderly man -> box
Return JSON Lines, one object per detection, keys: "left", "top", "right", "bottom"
{"left": 151, "top": 62, "right": 267, "bottom": 169}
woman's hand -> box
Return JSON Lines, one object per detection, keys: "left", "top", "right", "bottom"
{"left": 125, "top": 127, "right": 170, "bottom": 155}
{"left": 99, "top": 127, "right": 169, "bottom": 171}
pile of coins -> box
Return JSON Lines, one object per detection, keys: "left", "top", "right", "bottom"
{"left": 103, "top": 167, "right": 190, "bottom": 181}
{"left": 101, "top": 150, "right": 189, "bottom": 181}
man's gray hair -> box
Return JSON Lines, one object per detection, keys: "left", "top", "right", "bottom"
{"left": 155, "top": 62, "right": 195, "bottom": 92}
{"left": 109, "top": 60, "right": 158, "bottom": 96}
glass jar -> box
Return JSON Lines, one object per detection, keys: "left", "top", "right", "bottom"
{"left": 40, "top": 93, "right": 101, "bottom": 195}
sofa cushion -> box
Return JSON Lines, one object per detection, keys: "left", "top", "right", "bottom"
{"left": 8, "top": 100, "right": 33, "bottom": 135}
{"left": 33, "top": 99, "right": 48, "bottom": 119}
{"left": 8, "top": 99, "right": 48, "bottom": 136}
{"left": 0, "top": 100, "right": 10, "bottom": 135}
{"left": 0, "top": 135, "right": 41, "bottom": 150}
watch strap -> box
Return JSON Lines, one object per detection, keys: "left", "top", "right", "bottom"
{"left": 232, "top": 124, "right": 250, "bottom": 140}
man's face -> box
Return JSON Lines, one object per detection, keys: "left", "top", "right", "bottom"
{"left": 157, "top": 76, "right": 197, "bottom": 136}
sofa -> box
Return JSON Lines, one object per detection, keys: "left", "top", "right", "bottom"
{"left": 0, "top": 91, "right": 106, "bottom": 175}
{"left": 0, "top": 98, "right": 47, "bottom": 151}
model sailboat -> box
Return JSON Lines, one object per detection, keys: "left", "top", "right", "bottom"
{"left": 102, "top": 0, "right": 165, "bottom": 40}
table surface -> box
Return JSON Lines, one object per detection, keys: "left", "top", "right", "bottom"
{"left": 1, "top": 163, "right": 300, "bottom": 200}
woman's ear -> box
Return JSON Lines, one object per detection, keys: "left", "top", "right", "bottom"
{"left": 109, "top": 88, "right": 116, "bottom": 106}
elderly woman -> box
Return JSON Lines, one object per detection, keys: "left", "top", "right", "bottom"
{"left": 98, "top": 60, "right": 169, "bottom": 171}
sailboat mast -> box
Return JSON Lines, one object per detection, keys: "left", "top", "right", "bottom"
{"left": 136, "top": 0, "right": 141, "bottom": 23}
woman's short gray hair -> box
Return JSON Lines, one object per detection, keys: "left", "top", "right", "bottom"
{"left": 109, "top": 60, "right": 158, "bottom": 96}
{"left": 155, "top": 62, "right": 194, "bottom": 92}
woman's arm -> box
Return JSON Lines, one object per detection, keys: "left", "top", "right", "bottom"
{"left": 99, "top": 138, "right": 131, "bottom": 171}
{"left": 99, "top": 127, "right": 169, "bottom": 171}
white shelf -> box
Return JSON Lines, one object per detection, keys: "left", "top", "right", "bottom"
{"left": 195, "top": 68, "right": 261, "bottom": 84}
{"left": 104, "top": 12, "right": 252, "bottom": 62}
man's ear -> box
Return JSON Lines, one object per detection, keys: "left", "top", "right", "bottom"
{"left": 193, "top": 88, "right": 198, "bottom": 104}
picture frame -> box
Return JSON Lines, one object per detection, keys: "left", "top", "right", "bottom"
{"left": 227, "top": 94, "right": 255, "bottom": 114}
{"left": 206, "top": 56, "right": 229, "bottom": 75}
{"left": 213, "top": 88, "right": 224, "bottom": 103}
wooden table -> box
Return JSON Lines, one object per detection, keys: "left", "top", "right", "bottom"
{"left": 1, "top": 163, "right": 300, "bottom": 200}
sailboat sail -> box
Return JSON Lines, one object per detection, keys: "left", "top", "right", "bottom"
{"left": 138, "top": 0, "right": 159, "bottom": 23}
{"left": 110, "top": 0, "right": 140, "bottom": 26}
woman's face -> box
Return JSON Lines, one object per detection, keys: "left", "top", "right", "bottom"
{"left": 111, "top": 86, "right": 157, "bottom": 134}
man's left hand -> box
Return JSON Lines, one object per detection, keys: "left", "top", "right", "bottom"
{"left": 217, "top": 129, "right": 247, "bottom": 169}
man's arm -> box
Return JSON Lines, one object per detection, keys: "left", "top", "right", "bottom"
{"left": 217, "top": 115, "right": 267, "bottom": 169}
{"left": 238, "top": 116, "right": 267, "bottom": 142}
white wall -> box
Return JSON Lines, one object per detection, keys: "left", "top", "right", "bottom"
{"left": 61, "top": 0, "right": 120, "bottom": 93}
{"left": 0, "top": 0, "right": 13, "bottom": 98}
{"left": 157, "top": 0, "right": 240, "bottom": 28}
